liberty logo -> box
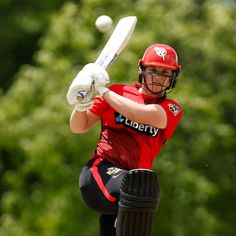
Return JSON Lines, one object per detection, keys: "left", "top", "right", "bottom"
{"left": 114, "top": 112, "right": 159, "bottom": 137}
{"left": 154, "top": 47, "right": 167, "bottom": 60}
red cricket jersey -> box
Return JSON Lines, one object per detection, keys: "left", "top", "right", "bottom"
{"left": 89, "top": 84, "right": 182, "bottom": 170}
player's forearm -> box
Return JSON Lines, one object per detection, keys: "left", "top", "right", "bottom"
{"left": 103, "top": 90, "right": 140, "bottom": 118}
{"left": 69, "top": 108, "right": 89, "bottom": 133}
{"left": 103, "top": 90, "right": 167, "bottom": 128}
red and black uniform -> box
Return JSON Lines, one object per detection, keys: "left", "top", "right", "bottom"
{"left": 79, "top": 84, "right": 182, "bottom": 235}
{"left": 91, "top": 83, "right": 182, "bottom": 169}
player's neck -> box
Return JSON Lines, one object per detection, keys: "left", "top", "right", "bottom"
{"left": 138, "top": 87, "right": 165, "bottom": 98}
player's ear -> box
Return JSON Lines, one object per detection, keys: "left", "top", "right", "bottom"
{"left": 168, "top": 70, "right": 180, "bottom": 89}
{"left": 138, "top": 63, "right": 144, "bottom": 83}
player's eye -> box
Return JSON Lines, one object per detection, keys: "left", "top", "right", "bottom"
{"left": 143, "top": 71, "right": 172, "bottom": 78}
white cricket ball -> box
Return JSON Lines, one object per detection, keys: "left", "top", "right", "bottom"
{"left": 95, "top": 15, "right": 113, "bottom": 33}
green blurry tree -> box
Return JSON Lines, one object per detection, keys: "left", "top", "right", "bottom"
{"left": 0, "top": 0, "right": 235, "bottom": 235}
{"left": 0, "top": 0, "right": 74, "bottom": 91}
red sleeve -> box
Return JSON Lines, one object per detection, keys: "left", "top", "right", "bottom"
{"left": 88, "top": 96, "right": 109, "bottom": 117}
{"left": 88, "top": 84, "right": 120, "bottom": 117}
{"left": 160, "top": 99, "right": 182, "bottom": 140}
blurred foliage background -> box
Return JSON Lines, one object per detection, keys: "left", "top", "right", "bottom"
{"left": 0, "top": 0, "right": 236, "bottom": 235}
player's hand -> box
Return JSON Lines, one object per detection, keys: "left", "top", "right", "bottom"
{"left": 66, "top": 70, "right": 93, "bottom": 105}
{"left": 74, "top": 89, "right": 96, "bottom": 112}
{"left": 81, "top": 63, "right": 110, "bottom": 97}
{"left": 82, "top": 63, "right": 110, "bottom": 88}
{"left": 66, "top": 62, "right": 110, "bottom": 105}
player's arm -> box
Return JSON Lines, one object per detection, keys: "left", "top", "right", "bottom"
{"left": 103, "top": 90, "right": 167, "bottom": 129}
{"left": 69, "top": 109, "right": 100, "bottom": 133}
{"left": 66, "top": 64, "right": 109, "bottom": 133}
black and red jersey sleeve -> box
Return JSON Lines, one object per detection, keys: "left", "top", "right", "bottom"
{"left": 89, "top": 96, "right": 109, "bottom": 117}
{"left": 88, "top": 84, "right": 124, "bottom": 117}
{"left": 159, "top": 99, "right": 182, "bottom": 140}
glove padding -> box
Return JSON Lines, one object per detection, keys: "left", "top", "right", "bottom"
{"left": 75, "top": 88, "right": 96, "bottom": 112}
{"left": 75, "top": 102, "right": 92, "bottom": 112}
{"left": 66, "top": 63, "right": 110, "bottom": 105}
{"left": 82, "top": 63, "right": 110, "bottom": 98}
{"left": 66, "top": 70, "right": 93, "bottom": 105}
{"left": 82, "top": 63, "right": 110, "bottom": 88}
{"left": 96, "top": 87, "right": 109, "bottom": 97}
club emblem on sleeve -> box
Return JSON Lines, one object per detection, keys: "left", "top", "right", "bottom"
{"left": 168, "top": 103, "right": 180, "bottom": 116}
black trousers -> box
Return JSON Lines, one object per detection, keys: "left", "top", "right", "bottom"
{"left": 79, "top": 158, "right": 127, "bottom": 236}
{"left": 99, "top": 214, "right": 117, "bottom": 236}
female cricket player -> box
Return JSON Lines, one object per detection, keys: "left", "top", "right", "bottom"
{"left": 66, "top": 44, "right": 182, "bottom": 236}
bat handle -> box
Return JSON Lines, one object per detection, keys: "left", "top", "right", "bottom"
{"left": 76, "top": 91, "right": 86, "bottom": 102}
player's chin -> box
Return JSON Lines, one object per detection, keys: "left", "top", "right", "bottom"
{"left": 147, "top": 85, "right": 166, "bottom": 94}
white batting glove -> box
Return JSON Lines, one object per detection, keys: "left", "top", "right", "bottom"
{"left": 82, "top": 63, "right": 110, "bottom": 98}
{"left": 74, "top": 89, "right": 96, "bottom": 112}
{"left": 66, "top": 70, "right": 93, "bottom": 105}
{"left": 82, "top": 63, "right": 110, "bottom": 88}
{"left": 96, "top": 87, "right": 109, "bottom": 97}
{"left": 75, "top": 102, "right": 92, "bottom": 112}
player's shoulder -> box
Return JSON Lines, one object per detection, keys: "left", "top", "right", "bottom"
{"left": 108, "top": 83, "right": 124, "bottom": 90}
{"left": 108, "top": 83, "right": 138, "bottom": 93}
{"left": 163, "top": 98, "right": 182, "bottom": 108}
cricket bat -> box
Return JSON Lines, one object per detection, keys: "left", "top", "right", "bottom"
{"left": 77, "top": 16, "right": 137, "bottom": 100}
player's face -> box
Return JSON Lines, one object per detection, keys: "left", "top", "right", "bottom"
{"left": 143, "top": 66, "right": 173, "bottom": 94}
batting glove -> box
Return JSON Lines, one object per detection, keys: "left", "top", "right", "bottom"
{"left": 96, "top": 87, "right": 109, "bottom": 97}
{"left": 74, "top": 102, "right": 92, "bottom": 112}
{"left": 66, "top": 70, "right": 93, "bottom": 105}
{"left": 74, "top": 89, "right": 96, "bottom": 112}
{"left": 82, "top": 63, "right": 110, "bottom": 88}
{"left": 82, "top": 63, "right": 110, "bottom": 98}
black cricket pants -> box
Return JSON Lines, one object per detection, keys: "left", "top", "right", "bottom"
{"left": 79, "top": 157, "right": 127, "bottom": 236}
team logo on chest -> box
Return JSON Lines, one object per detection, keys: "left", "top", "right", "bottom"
{"left": 114, "top": 112, "right": 159, "bottom": 137}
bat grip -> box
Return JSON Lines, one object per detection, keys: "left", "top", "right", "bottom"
{"left": 76, "top": 91, "right": 86, "bottom": 102}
